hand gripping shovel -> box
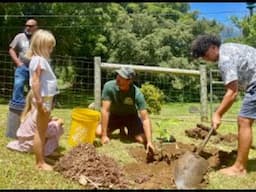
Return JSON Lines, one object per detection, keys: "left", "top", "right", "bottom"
{"left": 174, "top": 126, "right": 215, "bottom": 189}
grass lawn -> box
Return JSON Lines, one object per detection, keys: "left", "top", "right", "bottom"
{"left": 1, "top": 101, "right": 256, "bottom": 189}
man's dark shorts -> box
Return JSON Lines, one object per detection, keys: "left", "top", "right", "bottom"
{"left": 108, "top": 113, "right": 144, "bottom": 138}
{"left": 240, "top": 82, "right": 256, "bottom": 120}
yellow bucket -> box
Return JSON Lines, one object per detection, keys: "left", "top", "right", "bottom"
{"left": 68, "top": 108, "right": 100, "bottom": 147}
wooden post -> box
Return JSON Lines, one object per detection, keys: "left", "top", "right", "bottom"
{"left": 94, "top": 57, "right": 101, "bottom": 111}
{"left": 209, "top": 69, "right": 213, "bottom": 122}
{"left": 200, "top": 65, "right": 208, "bottom": 122}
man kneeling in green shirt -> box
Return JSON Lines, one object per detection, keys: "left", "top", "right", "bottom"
{"left": 96, "top": 67, "right": 154, "bottom": 154}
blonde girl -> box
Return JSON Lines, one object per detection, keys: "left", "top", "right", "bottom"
{"left": 26, "top": 29, "right": 58, "bottom": 171}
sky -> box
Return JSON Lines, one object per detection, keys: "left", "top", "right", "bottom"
{"left": 189, "top": 3, "right": 251, "bottom": 38}
{"left": 189, "top": 2, "right": 249, "bottom": 24}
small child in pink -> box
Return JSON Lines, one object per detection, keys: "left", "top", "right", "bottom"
{"left": 7, "top": 90, "right": 64, "bottom": 156}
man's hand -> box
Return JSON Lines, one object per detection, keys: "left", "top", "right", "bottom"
{"left": 17, "top": 62, "right": 24, "bottom": 67}
{"left": 9, "top": 48, "right": 23, "bottom": 67}
{"left": 101, "top": 135, "right": 110, "bottom": 144}
{"left": 146, "top": 142, "right": 155, "bottom": 155}
{"left": 212, "top": 112, "right": 222, "bottom": 129}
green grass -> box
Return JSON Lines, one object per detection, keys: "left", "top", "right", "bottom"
{"left": 1, "top": 101, "right": 256, "bottom": 189}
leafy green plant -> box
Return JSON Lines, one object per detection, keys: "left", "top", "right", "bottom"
{"left": 156, "top": 121, "right": 169, "bottom": 142}
{"left": 140, "top": 82, "right": 165, "bottom": 114}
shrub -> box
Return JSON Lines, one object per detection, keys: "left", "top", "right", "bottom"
{"left": 140, "top": 82, "right": 165, "bottom": 114}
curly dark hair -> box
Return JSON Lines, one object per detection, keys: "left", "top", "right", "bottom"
{"left": 191, "top": 34, "right": 221, "bottom": 58}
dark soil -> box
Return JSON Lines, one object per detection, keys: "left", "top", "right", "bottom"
{"left": 185, "top": 123, "right": 237, "bottom": 144}
{"left": 124, "top": 142, "right": 237, "bottom": 189}
{"left": 54, "top": 143, "right": 129, "bottom": 189}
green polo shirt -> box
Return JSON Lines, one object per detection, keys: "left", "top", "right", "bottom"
{"left": 101, "top": 80, "right": 147, "bottom": 115}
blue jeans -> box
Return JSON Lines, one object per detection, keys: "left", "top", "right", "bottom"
{"left": 9, "top": 64, "right": 29, "bottom": 111}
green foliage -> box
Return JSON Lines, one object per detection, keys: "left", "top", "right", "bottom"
{"left": 140, "top": 82, "right": 165, "bottom": 114}
{"left": 0, "top": 2, "right": 223, "bottom": 62}
{"left": 156, "top": 121, "right": 169, "bottom": 141}
{"left": 226, "top": 14, "right": 256, "bottom": 46}
{"left": 238, "top": 15, "right": 256, "bottom": 47}
{"left": 53, "top": 57, "right": 75, "bottom": 83}
{"left": 0, "top": 3, "right": 224, "bottom": 103}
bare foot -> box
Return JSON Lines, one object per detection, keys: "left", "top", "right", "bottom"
{"left": 219, "top": 165, "right": 247, "bottom": 176}
{"left": 36, "top": 162, "right": 53, "bottom": 171}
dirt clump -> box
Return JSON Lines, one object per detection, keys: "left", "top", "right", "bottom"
{"left": 146, "top": 142, "right": 196, "bottom": 164}
{"left": 204, "top": 149, "right": 237, "bottom": 169}
{"left": 185, "top": 124, "right": 237, "bottom": 145}
{"left": 54, "top": 143, "right": 129, "bottom": 189}
{"left": 213, "top": 133, "right": 237, "bottom": 144}
{"left": 185, "top": 124, "right": 217, "bottom": 139}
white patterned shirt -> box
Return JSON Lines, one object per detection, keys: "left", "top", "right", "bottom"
{"left": 218, "top": 43, "right": 256, "bottom": 91}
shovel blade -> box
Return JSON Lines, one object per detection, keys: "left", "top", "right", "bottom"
{"left": 174, "top": 151, "right": 208, "bottom": 189}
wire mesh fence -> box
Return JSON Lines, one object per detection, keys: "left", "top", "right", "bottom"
{"left": 0, "top": 51, "right": 204, "bottom": 113}
{"left": 0, "top": 51, "right": 241, "bottom": 125}
{"left": 209, "top": 69, "right": 244, "bottom": 123}
{"left": 0, "top": 52, "right": 95, "bottom": 108}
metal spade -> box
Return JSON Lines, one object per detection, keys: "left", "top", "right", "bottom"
{"left": 174, "top": 126, "right": 215, "bottom": 189}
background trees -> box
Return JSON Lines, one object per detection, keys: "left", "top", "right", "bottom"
{"left": 0, "top": 2, "right": 252, "bottom": 102}
{"left": 0, "top": 3, "right": 224, "bottom": 63}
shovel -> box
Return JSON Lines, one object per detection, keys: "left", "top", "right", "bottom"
{"left": 174, "top": 126, "right": 215, "bottom": 189}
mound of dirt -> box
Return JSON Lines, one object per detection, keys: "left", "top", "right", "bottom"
{"left": 185, "top": 124, "right": 237, "bottom": 144}
{"left": 54, "top": 143, "right": 129, "bottom": 189}
{"left": 213, "top": 133, "right": 237, "bottom": 144}
{"left": 185, "top": 124, "right": 217, "bottom": 140}
{"left": 206, "top": 149, "right": 237, "bottom": 169}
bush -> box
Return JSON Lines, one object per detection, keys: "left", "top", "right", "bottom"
{"left": 140, "top": 82, "right": 165, "bottom": 114}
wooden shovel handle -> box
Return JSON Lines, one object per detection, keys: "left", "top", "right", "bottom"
{"left": 196, "top": 126, "right": 215, "bottom": 154}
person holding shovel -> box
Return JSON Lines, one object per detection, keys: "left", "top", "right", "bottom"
{"left": 191, "top": 34, "right": 256, "bottom": 176}
{"left": 96, "top": 67, "right": 155, "bottom": 155}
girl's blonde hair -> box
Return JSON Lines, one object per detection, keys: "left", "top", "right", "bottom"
{"left": 26, "top": 29, "right": 56, "bottom": 59}
{"left": 20, "top": 90, "right": 34, "bottom": 122}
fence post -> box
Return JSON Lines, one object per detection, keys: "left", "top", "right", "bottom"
{"left": 94, "top": 57, "right": 101, "bottom": 111}
{"left": 200, "top": 65, "right": 208, "bottom": 122}
{"left": 209, "top": 69, "right": 213, "bottom": 122}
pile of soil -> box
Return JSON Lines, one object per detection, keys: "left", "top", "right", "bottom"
{"left": 185, "top": 124, "right": 217, "bottom": 139}
{"left": 185, "top": 124, "right": 237, "bottom": 144}
{"left": 54, "top": 143, "right": 129, "bottom": 189}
